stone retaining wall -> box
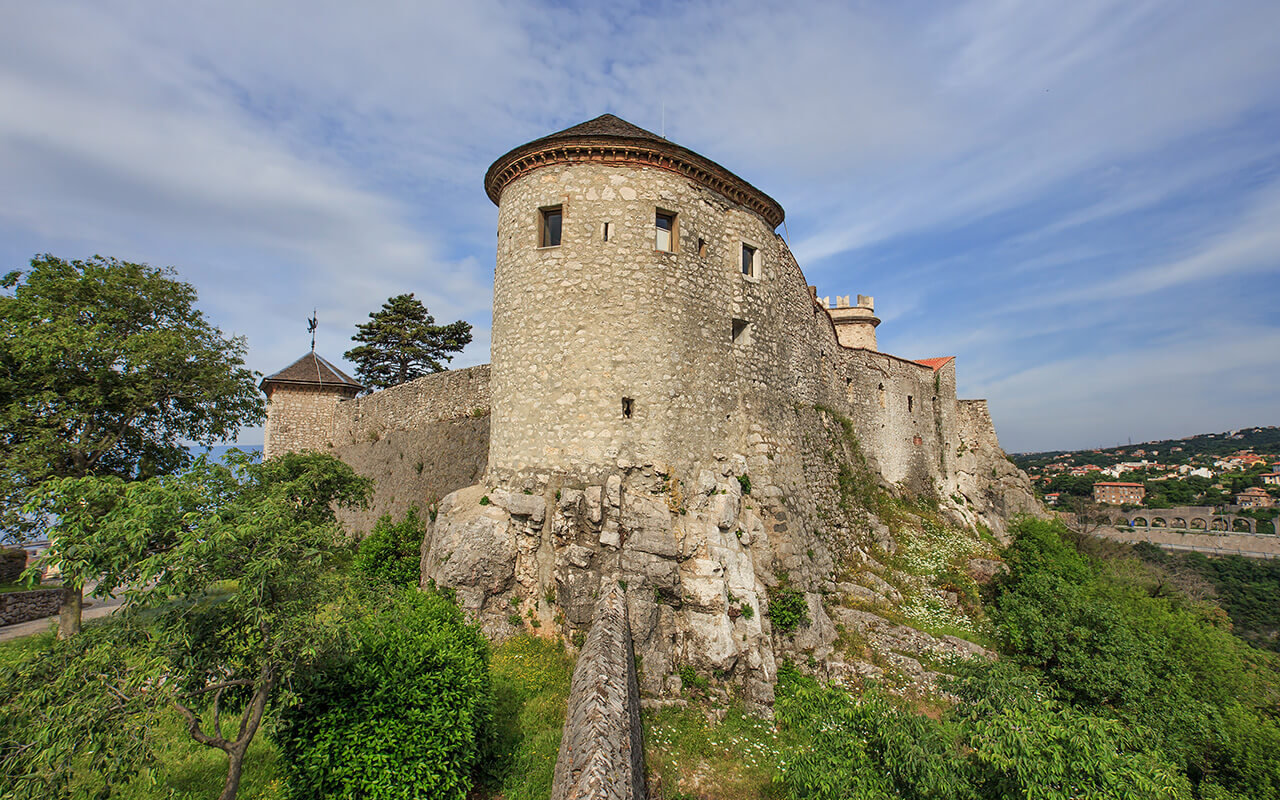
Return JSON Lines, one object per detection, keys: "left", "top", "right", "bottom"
{"left": 0, "top": 587, "right": 64, "bottom": 626}
{"left": 0, "top": 548, "right": 26, "bottom": 584}
{"left": 1094, "top": 527, "right": 1280, "bottom": 559}
{"left": 551, "top": 584, "right": 646, "bottom": 800}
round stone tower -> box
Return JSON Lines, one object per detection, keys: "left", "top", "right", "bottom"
{"left": 483, "top": 114, "right": 786, "bottom": 483}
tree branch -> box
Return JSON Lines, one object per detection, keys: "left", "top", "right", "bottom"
{"left": 178, "top": 679, "right": 254, "bottom": 698}
{"left": 173, "top": 699, "right": 231, "bottom": 753}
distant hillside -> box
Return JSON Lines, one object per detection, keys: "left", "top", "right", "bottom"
{"left": 1012, "top": 426, "right": 1280, "bottom": 470}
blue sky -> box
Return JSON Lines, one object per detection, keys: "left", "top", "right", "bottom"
{"left": 2, "top": 0, "right": 1278, "bottom": 453}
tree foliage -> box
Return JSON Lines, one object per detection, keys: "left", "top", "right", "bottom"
{"left": 0, "top": 254, "right": 263, "bottom": 537}
{"left": 769, "top": 517, "right": 1280, "bottom": 800}
{"left": 989, "top": 518, "right": 1280, "bottom": 798}
{"left": 274, "top": 588, "right": 492, "bottom": 800}
{"left": 352, "top": 506, "right": 428, "bottom": 588}
{"left": 10, "top": 451, "right": 371, "bottom": 800}
{"left": 343, "top": 293, "right": 471, "bottom": 390}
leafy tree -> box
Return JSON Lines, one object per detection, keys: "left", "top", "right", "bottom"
{"left": 344, "top": 293, "right": 471, "bottom": 389}
{"left": 275, "top": 588, "right": 492, "bottom": 800}
{"left": 949, "top": 661, "right": 1193, "bottom": 800}
{"left": 0, "top": 254, "right": 263, "bottom": 635}
{"left": 990, "top": 518, "right": 1280, "bottom": 796}
{"left": 12, "top": 451, "right": 371, "bottom": 800}
{"left": 352, "top": 506, "right": 429, "bottom": 587}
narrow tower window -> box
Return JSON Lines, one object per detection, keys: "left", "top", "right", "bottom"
{"left": 655, "top": 210, "right": 677, "bottom": 252}
{"left": 907, "top": 395, "right": 914, "bottom": 413}
{"left": 622, "top": 397, "right": 634, "bottom": 418}
{"left": 697, "top": 237, "right": 708, "bottom": 257}
{"left": 732, "top": 318, "right": 751, "bottom": 345}
{"left": 540, "top": 206, "right": 562, "bottom": 247}
{"left": 741, "top": 243, "right": 758, "bottom": 276}
{"left": 602, "top": 221, "right": 613, "bottom": 242}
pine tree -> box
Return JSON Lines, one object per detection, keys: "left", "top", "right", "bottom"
{"left": 344, "top": 293, "right": 472, "bottom": 389}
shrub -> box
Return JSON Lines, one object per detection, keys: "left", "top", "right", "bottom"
{"left": 737, "top": 474, "right": 752, "bottom": 495}
{"left": 678, "top": 665, "right": 709, "bottom": 695}
{"left": 275, "top": 589, "right": 491, "bottom": 800}
{"left": 775, "top": 664, "right": 972, "bottom": 799}
{"left": 352, "top": 507, "right": 427, "bottom": 588}
{"left": 768, "top": 585, "right": 809, "bottom": 635}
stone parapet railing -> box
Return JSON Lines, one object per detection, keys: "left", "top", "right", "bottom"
{"left": 551, "top": 583, "right": 646, "bottom": 800}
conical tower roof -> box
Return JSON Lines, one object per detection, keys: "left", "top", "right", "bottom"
{"left": 260, "top": 352, "right": 363, "bottom": 394}
{"left": 484, "top": 113, "right": 785, "bottom": 229}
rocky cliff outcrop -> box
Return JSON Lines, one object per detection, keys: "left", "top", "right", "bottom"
{"left": 421, "top": 405, "right": 1043, "bottom": 706}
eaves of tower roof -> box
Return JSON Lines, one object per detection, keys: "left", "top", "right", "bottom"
{"left": 260, "top": 352, "right": 363, "bottom": 392}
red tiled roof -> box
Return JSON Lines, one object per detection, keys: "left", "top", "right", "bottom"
{"left": 914, "top": 357, "right": 955, "bottom": 371}
{"left": 260, "top": 352, "right": 363, "bottom": 392}
{"left": 1095, "top": 482, "right": 1145, "bottom": 487}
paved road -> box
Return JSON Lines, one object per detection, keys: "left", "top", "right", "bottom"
{"left": 0, "top": 587, "right": 126, "bottom": 642}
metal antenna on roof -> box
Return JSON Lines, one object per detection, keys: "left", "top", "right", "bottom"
{"left": 661, "top": 101, "right": 665, "bottom": 139}
{"left": 307, "top": 309, "right": 318, "bottom": 352}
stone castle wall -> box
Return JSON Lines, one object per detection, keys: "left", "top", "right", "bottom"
{"left": 331, "top": 365, "right": 490, "bottom": 445}
{"left": 489, "top": 162, "right": 794, "bottom": 483}
{"left": 263, "top": 366, "right": 492, "bottom": 533}
{"left": 550, "top": 583, "right": 646, "bottom": 800}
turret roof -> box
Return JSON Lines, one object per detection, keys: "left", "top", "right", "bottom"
{"left": 538, "top": 113, "right": 666, "bottom": 143}
{"left": 260, "top": 352, "right": 363, "bottom": 392}
{"left": 485, "top": 113, "right": 786, "bottom": 229}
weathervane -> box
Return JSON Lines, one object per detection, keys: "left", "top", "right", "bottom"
{"left": 307, "top": 309, "right": 318, "bottom": 352}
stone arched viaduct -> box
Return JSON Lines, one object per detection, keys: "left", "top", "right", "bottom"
{"left": 1112, "top": 507, "right": 1257, "bottom": 534}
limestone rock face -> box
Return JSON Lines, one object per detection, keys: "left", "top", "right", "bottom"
{"left": 422, "top": 405, "right": 1039, "bottom": 705}
{"left": 424, "top": 463, "right": 783, "bottom": 710}
{"left": 420, "top": 485, "right": 517, "bottom": 624}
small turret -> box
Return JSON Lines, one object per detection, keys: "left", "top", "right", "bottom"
{"left": 260, "top": 352, "right": 363, "bottom": 458}
{"left": 824, "top": 294, "right": 880, "bottom": 351}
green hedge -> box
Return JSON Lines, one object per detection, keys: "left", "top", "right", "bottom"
{"left": 274, "top": 589, "right": 491, "bottom": 800}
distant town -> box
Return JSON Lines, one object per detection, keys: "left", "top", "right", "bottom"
{"left": 1012, "top": 426, "right": 1280, "bottom": 532}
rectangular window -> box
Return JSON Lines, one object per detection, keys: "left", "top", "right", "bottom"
{"left": 540, "top": 206, "right": 562, "bottom": 248}
{"left": 741, "top": 243, "right": 757, "bottom": 276}
{"left": 655, "top": 210, "right": 677, "bottom": 252}
{"left": 731, "top": 318, "right": 751, "bottom": 345}
{"left": 697, "top": 237, "right": 707, "bottom": 257}
{"left": 602, "top": 221, "right": 613, "bottom": 242}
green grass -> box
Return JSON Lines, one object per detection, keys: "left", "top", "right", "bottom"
{"left": 102, "top": 712, "right": 284, "bottom": 800}
{"left": 1, "top": 630, "right": 284, "bottom": 799}
{"left": 0, "top": 581, "right": 45, "bottom": 593}
{"left": 480, "top": 634, "right": 575, "bottom": 800}
{"left": 0, "top": 629, "right": 54, "bottom": 668}
{"left": 644, "top": 703, "right": 784, "bottom": 800}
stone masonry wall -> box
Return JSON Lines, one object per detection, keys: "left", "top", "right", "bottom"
{"left": 486, "top": 160, "right": 992, "bottom": 519}
{"left": 0, "top": 588, "right": 64, "bottom": 626}
{"left": 262, "top": 385, "right": 347, "bottom": 459}
{"left": 331, "top": 415, "right": 489, "bottom": 534}
{"left": 489, "top": 162, "right": 797, "bottom": 484}
{"left": 264, "top": 365, "right": 490, "bottom": 459}
{"left": 551, "top": 583, "right": 646, "bottom": 800}
{"left": 331, "top": 365, "right": 490, "bottom": 445}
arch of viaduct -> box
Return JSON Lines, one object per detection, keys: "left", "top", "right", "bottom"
{"left": 1110, "top": 507, "right": 1257, "bottom": 534}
